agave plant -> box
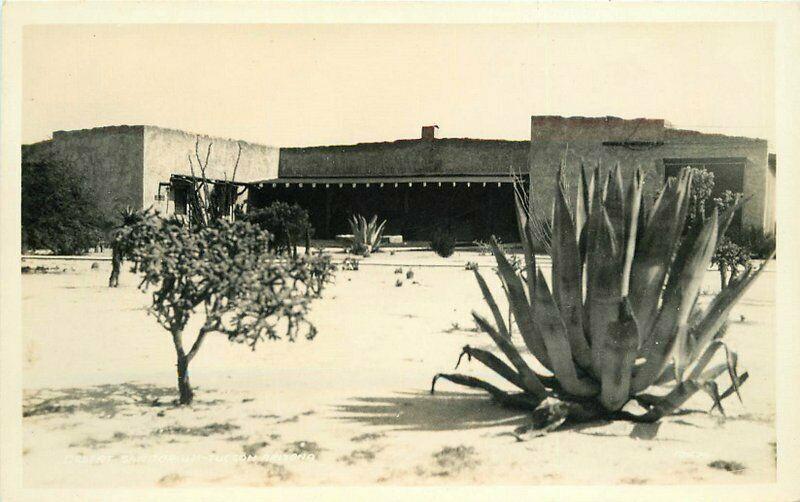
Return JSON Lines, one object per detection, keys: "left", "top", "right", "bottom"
{"left": 349, "top": 214, "right": 387, "bottom": 256}
{"left": 432, "top": 165, "right": 772, "bottom": 423}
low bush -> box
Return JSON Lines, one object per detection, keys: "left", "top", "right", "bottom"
{"left": 430, "top": 228, "right": 456, "bottom": 258}
{"left": 22, "top": 157, "right": 110, "bottom": 255}
{"left": 245, "top": 202, "right": 313, "bottom": 257}
{"left": 728, "top": 226, "right": 776, "bottom": 259}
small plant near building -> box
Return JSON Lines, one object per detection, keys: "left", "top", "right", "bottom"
{"left": 430, "top": 228, "right": 456, "bottom": 258}
{"left": 729, "top": 226, "right": 776, "bottom": 259}
{"left": 245, "top": 201, "right": 314, "bottom": 258}
{"left": 432, "top": 166, "right": 771, "bottom": 427}
{"left": 464, "top": 261, "right": 479, "bottom": 271}
{"left": 341, "top": 257, "right": 360, "bottom": 271}
{"left": 712, "top": 238, "right": 752, "bottom": 289}
{"left": 349, "top": 214, "right": 386, "bottom": 256}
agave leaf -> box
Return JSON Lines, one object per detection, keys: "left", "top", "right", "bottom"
{"left": 473, "top": 269, "right": 512, "bottom": 339}
{"left": 472, "top": 312, "right": 548, "bottom": 399}
{"left": 575, "top": 163, "right": 591, "bottom": 243}
{"left": 667, "top": 197, "right": 742, "bottom": 293}
{"left": 603, "top": 163, "right": 626, "bottom": 251}
{"left": 490, "top": 241, "right": 552, "bottom": 371}
{"left": 628, "top": 169, "right": 692, "bottom": 342}
{"left": 373, "top": 218, "right": 387, "bottom": 250}
{"left": 430, "top": 373, "right": 543, "bottom": 409}
{"left": 513, "top": 193, "right": 537, "bottom": 296}
{"left": 716, "top": 195, "right": 743, "bottom": 239}
{"left": 596, "top": 298, "right": 639, "bottom": 411}
{"left": 585, "top": 205, "right": 622, "bottom": 372}
{"left": 578, "top": 166, "right": 598, "bottom": 265}
{"left": 551, "top": 173, "right": 591, "bottom": 369}
{"left": 722, "top": 343, "right": 743, "bottom": 403}
{"left": 655, "top": 361, "right": 730, "bottom": 386}
{"left": 671, "top": 210, "right": 719, "bottom": 377}
{"left": 456, "top": 345, "right": 528, "bottom": 392}
{"left": 701, "top": 380, "right": 725, "bottom": 415}
{"left": 532, "top": 268, "right": 598, "bottom": 396}
{"left": 621, "top": 169, "right": 643, "bottom": 297}
{"left": 685, "top": 254, "right": 773, "bottom": 378}
{"left": 636, "top": 191, "right": 652, "bottom": 250}
{"left": 631, "top": 210, "right": 718, "bottom": 393}
{"left": 639, "top": 380, "right": 701, "bottom": 422}
{"left": 719, "top": 371, "right": 749, "bottom": 402}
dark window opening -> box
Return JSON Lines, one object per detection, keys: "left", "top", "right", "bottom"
{"left": 172, "top": 184, "right": 188, "bottom": 216}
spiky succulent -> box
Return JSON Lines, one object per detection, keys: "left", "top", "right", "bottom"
{"left": 432, "top": 166, "right": 772, "bottom": 423}
{"left": 349, "top": 214, "right": 387, "bottom": 256}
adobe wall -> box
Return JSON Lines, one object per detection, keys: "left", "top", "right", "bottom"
{"left": 142, "top": 126, "right": 279, "bottom": 214}
{"left": 21, "top": 126, "right": 145, "bottom": 220}
{"left": 278, "top": 138, "right": 529, "bottom": 178}
{"left": 529, "top": 116, "right": 769, "bottom": 232}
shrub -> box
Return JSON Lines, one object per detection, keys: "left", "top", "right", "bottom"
{"left": 304, "top": 252, "right": 337, "bottom": 297}
{"left": 245, "top": 202, "right": 313, "bottom": 257}
{"left": 349, "top": 214, "right": 386, "bottom": 256}
{"left": 728, "top": 225, "right": 776, "bottom": 259}
{"left": 119, "top": 212, "right": 332, "bottom": 405}
{"left": 430, "top": 228, "right": 456, "bottom": 257}
{"left": 712, "top": 238, "right": 752, "bottom": 288}
{"left": 341, "top": 257, "right": 360, "bottom": 271}
{"left": 21, "top": 157, "right": 109, "bottom": 255}
{"left": 433, "top": 166, "right": 768, "bottom": 426}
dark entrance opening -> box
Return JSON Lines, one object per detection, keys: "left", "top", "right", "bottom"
{"left": 248, "top": 179, "right": 523, "bottom": 243}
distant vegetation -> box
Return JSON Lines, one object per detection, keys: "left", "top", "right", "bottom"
{"left": 22, "top": 157, "right": 110, "bottom": 255}
{"left": 430, "top": 227, "right": 456, "bottom": 258}
{"left": 245, "top": 201, "right": 313, "bottom": 257}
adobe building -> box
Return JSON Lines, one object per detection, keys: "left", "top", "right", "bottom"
{"left": 249, "top": 126, "right": 529, "bottom": 241}
{"left": 529, "top": 116, "right": 773, "bottom": 234}
{"left": 21, "top": 125, "right": 279, "bottom": 219}
{"left": 21, "top": 116, "right": 775, "bottom": 244}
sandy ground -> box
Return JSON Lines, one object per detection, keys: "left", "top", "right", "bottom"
{"left": 22, "top": 250, "right": 776, "bottom": 487}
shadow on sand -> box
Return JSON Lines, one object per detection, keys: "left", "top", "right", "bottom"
{"left": 333, "top": 390, "right": 531, "bottom": 432}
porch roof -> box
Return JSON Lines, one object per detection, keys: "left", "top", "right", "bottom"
{"left": 251, "top": 173, "right": 527, "bottom": 187}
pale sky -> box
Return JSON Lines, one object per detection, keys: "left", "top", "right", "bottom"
{"left": 23, "top": 23, "right": 775, "bottom": 148}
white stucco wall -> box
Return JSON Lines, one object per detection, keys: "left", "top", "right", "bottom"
{"left": 142, "top": 126, "right": 279, "bottom": 214}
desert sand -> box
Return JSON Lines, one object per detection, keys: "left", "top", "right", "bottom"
{"left": 22, "top": 250, "right": 776, "bottom": 487}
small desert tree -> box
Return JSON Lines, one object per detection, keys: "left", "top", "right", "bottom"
{"left": 682, "top": 168, "right": 752, "bottom": 289}
{"left": 710, "top": 190, "right": 751, "bottom": 288}
{"left": 123, "top": 213, "right": 323, "bottom": 404}
{"left": 245, "top": 202, "right": 313, "bottom": 257}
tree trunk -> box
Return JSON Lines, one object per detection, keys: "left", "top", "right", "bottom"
{"left": 108, "top": 246, "right": 122, "bottom": 287}
{"left": 177, "top": 355, "right": 193, "bottom": 405}
{"left": 719, "top": 266, "right": 728, "bottom": 289}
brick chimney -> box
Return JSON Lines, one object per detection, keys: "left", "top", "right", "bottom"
{"left": 421, "top": 125, "right": 439, "bottom": 141}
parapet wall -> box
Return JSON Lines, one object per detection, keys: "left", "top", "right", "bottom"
{"left": 278, "top": 138, "right": 529, "bottom": 178}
